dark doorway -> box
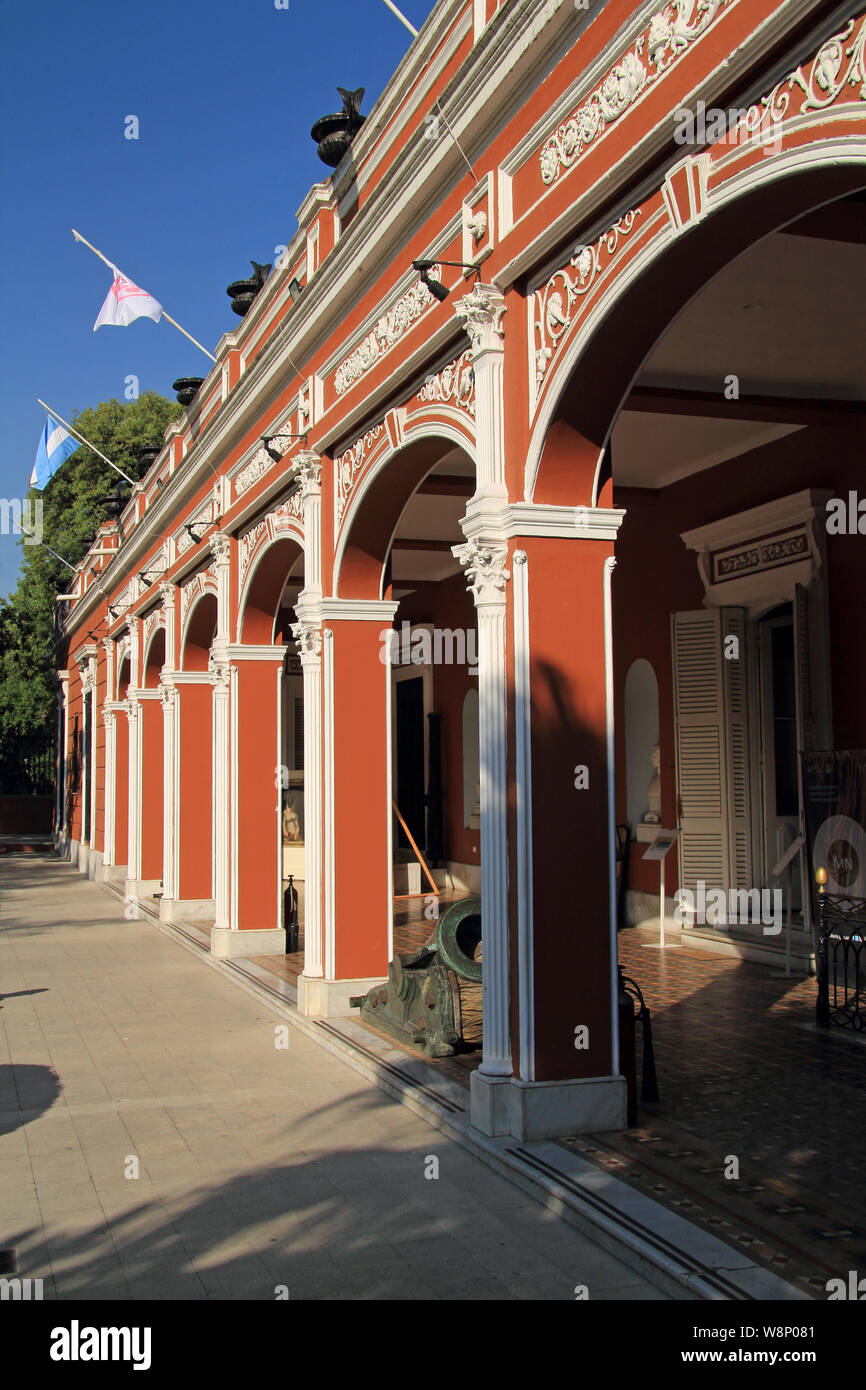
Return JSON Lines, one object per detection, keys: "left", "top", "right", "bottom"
{"left": 395, "top": 676, "right": 425, "bottom": 851}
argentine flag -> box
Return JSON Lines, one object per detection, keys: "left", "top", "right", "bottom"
{"left": 31, "top": 416, "right": 79, "bottom": 490}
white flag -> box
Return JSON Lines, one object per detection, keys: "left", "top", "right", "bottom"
{"left": 94, "top": 272, "right": 163, "bottom": 330}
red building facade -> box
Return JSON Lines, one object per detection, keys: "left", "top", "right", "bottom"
{"left": 58, "top": 0, "right": 866, "bottom": 1141}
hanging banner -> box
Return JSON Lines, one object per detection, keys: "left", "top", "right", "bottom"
{"left": 801, "top": 750, "right": 866, "bottom": 905}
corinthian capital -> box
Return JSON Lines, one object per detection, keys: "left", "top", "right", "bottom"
{"left": 287, "top": 450, "right": 322, "bottom": 497}
{"left": 290, "top": 618, "right": 323, "bottom": 661}
{"left": 208, "top": 531, "right": 231, "bottom": 566}
{"left": 453, "top": 539, "right": 510, "bottom": 605}
{"left": 454, "top": 284, "right": 506, "bottom": 355}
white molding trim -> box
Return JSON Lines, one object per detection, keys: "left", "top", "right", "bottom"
{"left": 604, "top": 555, "right": 620, "bottom": 1079}
{"left": 512, "top": 550, "right": 535, "bottom": 1083}
{"left": 319, "top": 599, "right": 400, "bottom": 623}
{"left": 322, "top": 628, "right": 335, "bottom": 980}
{"left": 504, "top": 504, "right": 626, "bottom": 541}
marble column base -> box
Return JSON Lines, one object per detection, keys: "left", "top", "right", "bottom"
{"left": 159, "top": 897, "right": 215, "bottom": 924}
{"left": 296, "top": 974, "right": 387, "bottom": 1018}
{"left": 471, "top": 1070, "right": 627, "bottom": 1140}
{"left": 211, "top": 926, "right": 287, "bottom": 958}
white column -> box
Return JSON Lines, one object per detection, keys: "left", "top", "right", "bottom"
{"left": 101, "top": 640, "right": 116, "bottom": 867}
{"left": 56, "top": 671, "right": 70, "bottom": 842}
{"left": 210, "top": 657, "right": 231, "bottom": 930}
{"left": 208, "top": 534, "right": 233, "bottom": 930}
{"left": 453, "top": 283, "right": 513, "bottom": 1081}
{"left": 454, "top": 540, "right": 512, "bottom": 1077}
{"left": 291, "top": 616, "right": 323, "bottom": 979}
{"left": 159, "top": 583, "right": 178, "bottom": 905}
{"left": 125, "top": 618, "right": 141, "bottom": 883}
{"left": 159, "top": 682, "right": 179, "bottom": 902}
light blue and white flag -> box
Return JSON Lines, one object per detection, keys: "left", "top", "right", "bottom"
{"left": 30, "top": 416, "right": 80, "bottom": 490}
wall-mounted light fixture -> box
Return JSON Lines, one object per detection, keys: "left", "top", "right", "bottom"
{"left": 185, "top": 523, "right": 204, "bottom": 545}
{"left": 412, "top": 259, "right": 481, "bottom": 303}
{"left": 288, "top": 278, "right": 304, "bottom": 303}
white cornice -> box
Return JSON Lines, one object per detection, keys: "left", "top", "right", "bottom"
{"left": 504, "top": 504, "right": 626, "bottom": 541}
{"left": 681, "top": 489, "right": 834, "bottom": 552}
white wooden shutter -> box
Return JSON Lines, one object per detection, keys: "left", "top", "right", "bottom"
{"left": 672, "top": 610, "right": 728, "bottom": 899}
{"left": 723, "top": 608, "right": 752, "bottom": 892}
{"left": 672, "top": 607, "right": 752, "bottom": 903}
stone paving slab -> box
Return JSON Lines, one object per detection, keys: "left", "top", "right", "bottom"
{"left": 1, "top": 854, "right": 668, "bottom": 1302}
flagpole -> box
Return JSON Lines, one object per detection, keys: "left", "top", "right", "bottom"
{"left": 71, "top": 228, "right": 217, "bottom": 364}
{"left": 380, "top": 0, "right": 418, "bottom": 37}
{"left": 17, "top": 526, "right": 79, "bottom": 574}
{"left": 37, "top": 399, "right": 136, "bottom": 486}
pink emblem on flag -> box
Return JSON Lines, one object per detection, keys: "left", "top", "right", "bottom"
{"left": 94, "top": 272, "right": 163, "bottom": 330}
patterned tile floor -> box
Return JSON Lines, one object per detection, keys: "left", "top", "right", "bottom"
{"left": 561, "top": 925, "right": 866, "bottom": 1298}
{"left": 246, "top": 907, "right": 865, "bottom": 1296}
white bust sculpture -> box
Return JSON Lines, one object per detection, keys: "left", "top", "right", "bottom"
{"left": 644, "top": 743, "right": 661, "bottom": 824}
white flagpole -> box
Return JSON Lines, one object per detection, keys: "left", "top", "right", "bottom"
{"left": 37, "top": 398, "right": 136, "bottom": 486}
{"left": 72, "top": 228, "right": 217, "bottom": 364}
{"left": 380, "top": 1, "right": 418, "bottom": 37}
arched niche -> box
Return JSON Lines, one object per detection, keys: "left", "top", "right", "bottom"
{"left": 624, "top": 658, "right": 659, "bottom": 832}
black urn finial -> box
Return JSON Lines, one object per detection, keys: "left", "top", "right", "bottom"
{"left": 311, "top": 87, "right": 366, "bottom": 168}
{"left": 172, "top": 377, "right": 204, "bottom": 407}
{"left": 226, "top": 260, "right": 272, "bottom": 317}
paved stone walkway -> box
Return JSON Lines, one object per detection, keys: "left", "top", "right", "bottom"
{"left": 0, "top": 854, "right": 665, "bottom": 1301}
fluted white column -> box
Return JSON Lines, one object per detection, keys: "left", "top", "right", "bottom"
{"left": 159, "top": 683, "right": 179, "bottom": 901}
{"left": 453, "top": 283, "right": 512, "bottom": 1079}
{"left": 455, "top": 540, "right": 511, "bottom": 1076}
{"left": 210, "top": 658, "right": 231, "bottom": 929}
{"left": 291, "top": 617, "right": 323, "bottom": 978}
{"left": 125, "top": 618, "right": 141, "bottom": 880}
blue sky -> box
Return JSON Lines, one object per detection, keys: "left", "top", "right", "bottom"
{"left": 0, "top": 0, "right": 434, "bottom": 596}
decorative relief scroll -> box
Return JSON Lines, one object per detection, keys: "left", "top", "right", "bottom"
{"left": 334, "top": 269, "right": 442, "bottom": 396}
{"left": 416, "top": 349, "right": 476, "bottom": 416}
{"left": 713, "top": 531, "right": 809, "bottom": 581}
{"left": 175, "top": 497, "right": 217, "bottom": 556}
{"left": 538, "top": 0, "right": 732, "bottom": 185}
{"left": 533, "top": 209, "right": 641, "bottom": 393}
{"left": 335, "top": 424, "right": 385, "bottom": 526}
{"left": 234, "top": 426, "right": 298, "bottom": 499}
{"left": 238, "top": 520, "right": 268, "bottom": 588}
{"left": 733, "top": 11, "right": 865, "bottom": 135}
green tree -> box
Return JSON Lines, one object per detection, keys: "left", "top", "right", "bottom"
{"left": 0, "top": 390, "right": 181, "bottom": 772}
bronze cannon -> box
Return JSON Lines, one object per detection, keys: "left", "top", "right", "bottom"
{"left": 354, "top": 897, "right": 482, "bottom": 1058}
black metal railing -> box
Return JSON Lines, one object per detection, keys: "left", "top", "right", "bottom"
{"left": 816, "top": 893, "right": 866, "bottom": 1031}
{"left": 0, "top": 733, "right": 55, "bottom": 796}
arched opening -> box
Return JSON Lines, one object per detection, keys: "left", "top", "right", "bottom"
{"left": 176, "top": 592, "right": 218, "bottom": 906}
{"left": 532, "top": 158, "right": 866, "bottom": 1172}
{"left": 114, "top": 654, "right": 131, "bottom": 870}
{"left": 237, "top": 534, "right": 305, "bottom": 964}
{"left": 140, "top": 627, "right": 166, "bottom": 897}
{"left": 338, "top": 435, "right": 482, "bottom": 1062}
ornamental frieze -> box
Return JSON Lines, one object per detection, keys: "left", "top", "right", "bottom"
{"left": 532, "top": 208, "right": 642, "bottom": 398}
{"left": 416, "top": 349, "right": 476, "bottom": 416}
{"left": 713, "top": 532, "right": 809, "bottom": 581}
{"left": 234, "top": 426, "right": 299, "bottom": 499}
{"left": 179, "top": 567, "right": 218, "bottom": 628}
{"left": 538, "top": 0, "right": 732, "bottom": 186}
{"left": 732, "top": 11, "right": 865, "bottom": 138}
{"left": 333, "top": 269, "right": 442, "bottom": 396}
{"left": 175, "top": 496, "right": 217, "bottom": 556}
{"left": 237, "top": 493, "right": 303, "bottom": 589}
{"left": 335, "top": 424, "right": 386, "bottom": 526}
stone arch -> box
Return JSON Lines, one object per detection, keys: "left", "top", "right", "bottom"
{"left": 142, "top": 626, "right": 166, "bottom": 689}
{"left": 527, "top": 124, "right": 866, "bottom": 506}
{"left": 238, "top": 532, "right": 304, "bottom": 644}
{"left": 180, "top": 592, "right": 218, "bottom": 671}
{"left": 334, "top": 426, "right": 476, "bottom": 600}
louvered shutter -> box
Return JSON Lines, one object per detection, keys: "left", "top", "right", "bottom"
{"left": 723, "top": 608, "right": 752, "bottom": 891}
{"left": 672, "top": 610, "right": 728, "bottom": 900}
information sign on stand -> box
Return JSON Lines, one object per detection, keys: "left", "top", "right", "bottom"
{"left": 642, "top": 829, "right": 681, "bottom": 949}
